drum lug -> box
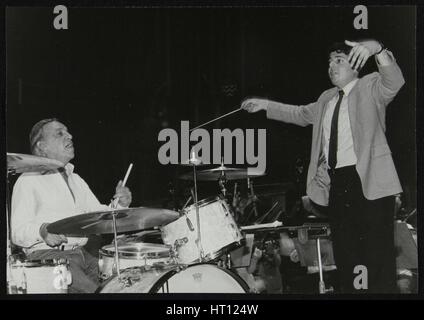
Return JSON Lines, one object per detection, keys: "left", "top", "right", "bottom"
{"left": 174, "top": 237, "right": 188, "bottom": 250}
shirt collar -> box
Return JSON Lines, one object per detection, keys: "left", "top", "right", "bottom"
{"left": 64, "top": 163, "right": 74, "bottom": 176}
{"left": 41, "top": 162, "right": 74, "bottom": 176}
{"left": 339, "top": 78, "right": 359, "bottom": 96}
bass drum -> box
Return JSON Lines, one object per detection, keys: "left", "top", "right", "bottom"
{"left": 98, "top": 263, "right": 249, "bottom": 293}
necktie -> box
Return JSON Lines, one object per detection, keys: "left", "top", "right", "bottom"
{"left": 328, "top": 90, "right": 345, "bottom": 170}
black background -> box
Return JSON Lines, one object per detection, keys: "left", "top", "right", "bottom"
{"left": 6, "top": 6, "right": 416, "bottom": 211}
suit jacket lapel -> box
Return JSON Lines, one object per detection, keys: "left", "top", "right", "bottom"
{"left": 347, "top": 80, "right": 360, "bottom": 154}
{"left": 317, "top": 87, "right": 338, "bottom": 147}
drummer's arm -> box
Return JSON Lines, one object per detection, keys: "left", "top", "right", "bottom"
{"left": 11, "top": 176, "right": 46, "bottom": 248}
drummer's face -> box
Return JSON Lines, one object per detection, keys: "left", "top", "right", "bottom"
{"left": 39, "top": 121, "right": 74, "bottom": 164}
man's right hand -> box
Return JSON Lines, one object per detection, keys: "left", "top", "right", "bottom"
{"left": 241, "top": 98, "right": 268, "bottom": 113}
{"left": 40, "top": 223, "right": 68, "bottom": 247}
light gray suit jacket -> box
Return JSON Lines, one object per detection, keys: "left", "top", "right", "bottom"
{"left": 266, "top": 55, "right": 405, "bottom": 206}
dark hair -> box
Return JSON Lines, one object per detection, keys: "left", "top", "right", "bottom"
{"left": 327, "top": 42, "right": 353, "bottom": 57}
{"left": 29, "top": 118, "right": 59, "bottom": 155}
{"left": 328, "top": 41, "right": 364, "bottom": 73}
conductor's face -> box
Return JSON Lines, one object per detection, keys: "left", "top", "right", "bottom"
{"left": 328, "top": 51, "right": 358, "bottom": 88}
{"left": 38, "top": 121, "right": 74, "bottom": 165}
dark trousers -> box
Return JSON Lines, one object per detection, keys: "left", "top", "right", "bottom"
{"left": 328, "top": 165, "right": 396, "bottom": 293}
{"left": 27, "top": 247, "right": 99, "bottom": 293}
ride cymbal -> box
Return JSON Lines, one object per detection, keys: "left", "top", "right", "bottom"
{"left": 47, "top": 207, "right": 180, "bottom": 236}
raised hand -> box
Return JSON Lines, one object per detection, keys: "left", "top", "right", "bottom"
{"left": 345, "top": 39, "right": 383, "bottom": 71}
{"left": 113, "top": 180, "right": 132, "bottom": 207}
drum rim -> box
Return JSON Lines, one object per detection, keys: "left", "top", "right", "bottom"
{"left": 187, "top": 241, "right": 243, "bottom": 264}
{"left": 97, "top": 263, "right": 250, "bottom": 294}
{"left": 100, "top": 242, "right": 172, "bottom": 259}
{"left": 149, "top": 262, "right": 250, "bottom": 293}
{"left": 96, "top": 265, "right": 177, "bottom": 293}
{"left": 12, "top": 259, "right": 68, "bottom": 268}
{"left": 184, "top": 196, "right": 225, "bottom": 212}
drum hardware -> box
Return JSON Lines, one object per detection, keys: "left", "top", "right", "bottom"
{"left": 254, "top": 201, "right": 279, "bottom": 224}
{"left": 161, "top": 196, "right": 243, "bottom": 264}
{"left": 9, "top": 257, "right": 71, "bottom": 294}
{"left": 317, "top": 237, "right": 333, "bottom": 294}
{"left": 99, "top": 242, "right": 177, "bottom": 280}
{"left": 98, "top": 263, "right": 249, "bottom": 293}
{"left": 239, "top": 177, "right": 262, "bottom": 225}
{"left": 179, "top": 165, "right": 266, "bottom": 181}
{"left": 109, "top": 163, "right": 133, "bottom": 278}
{"left": 185, "top": 215, "right": 195, "bottom": 231}
{"left": 226, "top": 253, "right": 232, "bottom": 269}
{"left": 248, "top": 177, "right": 259, "bottom": 218}
{"left": 174, "top": 237, "right": 189, "bottom": 250}
{"left": 189, "top": 151, "right": 205, "bottom": 262}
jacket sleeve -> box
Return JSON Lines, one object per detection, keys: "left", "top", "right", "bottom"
{"left": 266, "top": 100, "right": 318, "bottom": 127}
{"left": 371, "top": 50, "right": 405, "bottom": 106}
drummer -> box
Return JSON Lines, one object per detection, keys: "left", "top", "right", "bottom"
{"left": 11, "top": 118, "right": 132, "bottom": 293}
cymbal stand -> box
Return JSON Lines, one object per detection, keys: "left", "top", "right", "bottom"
{"left": 247, "top": 177, "right": 259, "bottom": 218}
{"left": 110, "top": 163, "right": 133, "bottom": 279}
{"left": 111, "top": 210, "right": 121, "bottom": 278}
{"left": 218, "top": 172, "right": 227, "bottom": 197}
{"left": 190, "top": 151, "right": 204, "bottom": 261}
{"left": 316, "top": 237, "right": 333, "bottom": 294}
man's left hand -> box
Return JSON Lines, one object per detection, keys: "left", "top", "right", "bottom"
{"left": 345, "top": 39, "right": 383, "bottom": 71}
{"left": 113, "top": 180, "right": 132, "bottom": 207}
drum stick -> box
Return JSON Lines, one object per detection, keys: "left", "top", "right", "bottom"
{"left": 189, "top": 107, "right": 242, "bottom": 132}
{"left": 182, "top": 195, "right": 193, "bottom": 210}
{"left": 111, "top": 163, "right": 133, "bottom": 208}
{"left": 122, "top": 163, "right": 133, "bottom": 187}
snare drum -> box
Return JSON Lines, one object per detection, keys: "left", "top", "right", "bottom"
{"left": 8, "top": 258, "right": 71, "bottom": 294}
{"left": 98, "top": 242, "right": 175, "bottom": 280}
{"left": 98, "top": 263, "right": 249, "bottom": 293}
{"left": 161, "top": 197, "right": 243, "bottom": 264}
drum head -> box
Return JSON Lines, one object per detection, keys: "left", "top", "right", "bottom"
{"left": 98, "top": 263, "right": 249, "bottom": 294}
{"left": 100, "top": 242, "right": 171, "bottom": 259}
{"left": 151, "top": 263, "right": 249, "bottom": 293}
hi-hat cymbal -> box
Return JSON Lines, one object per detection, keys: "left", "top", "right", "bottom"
{"left": 47, "top": 207, "right": 180, "bottom": 236}
{"left": 179, "top": 165, "right": 266, "bottom": 181}
{"left": 7, "top": 153, "right": 64, "bottom": 174}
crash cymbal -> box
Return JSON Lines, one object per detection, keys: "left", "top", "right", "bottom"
{"left": 179, "top": 165, "right": 266, "bottom": 181}
{"left": 47, "top": 207, "right": 180, "bottom": 236}
{"left": 7, "top": 153, "right": 64, "bottom": 174}
{"left": 177, "top": 153, "right": 207, "bottom": 166}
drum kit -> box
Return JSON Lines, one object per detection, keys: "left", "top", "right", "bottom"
{"left": 6, "top": 152, "right": 268, "bottom": 294}
{"left": 6, "top": 108, "right": 334, "bottom": 294}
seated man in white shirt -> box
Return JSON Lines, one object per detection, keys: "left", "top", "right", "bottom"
{"left": 11, "top": 118, "right": 132, "bottom": 293}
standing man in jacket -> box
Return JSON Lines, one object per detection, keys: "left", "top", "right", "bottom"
{"left": 242, "top": 39, "right": 405, "bottom": 293}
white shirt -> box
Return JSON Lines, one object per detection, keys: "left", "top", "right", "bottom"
{"left": 11, "top": 163, "right": 109, "bottom": 253}
{"left": 322, "top": 79, "right": 358, "bottom": 168}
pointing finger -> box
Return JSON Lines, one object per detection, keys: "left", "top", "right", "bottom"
{"left": 345, "top": 40, "right": 357, "bottom": 47}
